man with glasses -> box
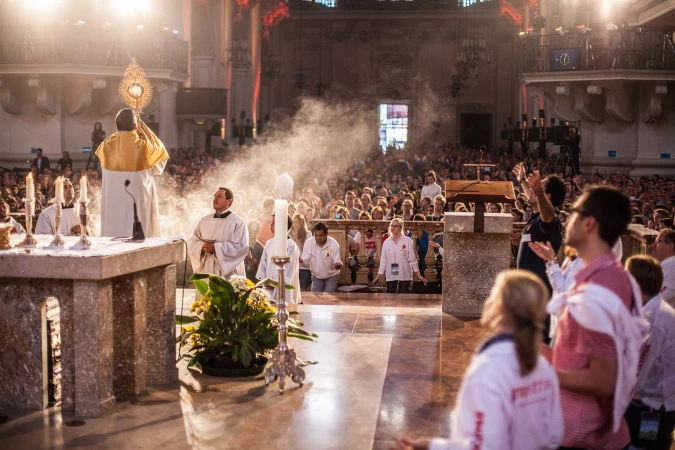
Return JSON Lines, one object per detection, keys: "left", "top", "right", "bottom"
{"left": 653, "top": 228, "right": 675, "bottom": 308}
{"left": 543, "top": 186, "right": 648, "bottom": 449}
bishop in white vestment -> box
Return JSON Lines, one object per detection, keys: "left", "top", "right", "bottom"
{"left": 256, "top": 214, "right": 302, "bottom": 304}
{"left": 188, "top": 188, "right": 249, "bottom": 282}
{"left": 96, "top": 109, "right": 169, "bottom": 238}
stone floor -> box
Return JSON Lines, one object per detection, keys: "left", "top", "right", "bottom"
{"left": 0, "top": 291, "right": 489, "bottom": 450}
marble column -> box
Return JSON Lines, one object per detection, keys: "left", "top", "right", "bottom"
{"left": 442, "top": 213, "right": 513, "bottom": 316}
{"left": 112, "top": 273, "right": 148, "bottom": 401}
{"left": 73, "top": 280, "right": 115, "bottom": 417}
{"left": 146, "top": 264, "right": 178, "bottom": 385}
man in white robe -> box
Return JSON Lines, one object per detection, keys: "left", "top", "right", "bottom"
{"left": 0, "top": 200, "right": 24, "bottom": 234}
{"left": 256, "top": 214, "right": 302, "bottom": 304}
{"left": 96, "top": 109, "right": 169, "bottom": 237}
{"left": 188, "top": 188, "right": 249, "bottom": 282}
{"left": 36, "top": 179, "right": 95, "bottom": 236}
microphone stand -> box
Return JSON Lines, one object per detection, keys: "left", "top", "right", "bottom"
{"left": 124, "top": 180, "right": 145, "bottom": 242}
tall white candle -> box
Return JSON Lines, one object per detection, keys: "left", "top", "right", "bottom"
{"left": 26, "top": 173, "right": 34, "bottom": 200}
{"left": 79, "top": 176, "right": 87, "bottom": 202}
{"left": 274, "top": 199, "right": 288, "bottom": 257}
{"left": 54, "top": 176, "right": 64, "bottom": 204}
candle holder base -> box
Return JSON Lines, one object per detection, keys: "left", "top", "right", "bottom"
{"left": 17, "top": 234, "right": 39, "bottom": 250}
{"left": 71, "top": 235, "right": 93, "bottom": 250}
{"left": 264, "top": 347, "right": 305, "bottom": 394}
{"left": 44, "top": 235, "right": 68, "bottom": 250}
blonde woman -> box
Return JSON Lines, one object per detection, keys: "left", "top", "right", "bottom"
{"left": 371, "top": 217, "right": 427, "bottom": 293}
{"left": 393, "top": 270, "right": 563, "bottom": 450}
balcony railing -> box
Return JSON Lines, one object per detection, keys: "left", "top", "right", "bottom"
{"left": 289, "top": 0, "right": 495, "bottom": 10}
{"left": 521, "top": 28, "right": 675, "bottom": 73}
{"left": 0, "top": 27, "right": 188, "bottom": 74}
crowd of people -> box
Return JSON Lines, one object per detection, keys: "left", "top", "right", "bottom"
{"left": 2, "top": 127, "right": 675, "bottom": 448}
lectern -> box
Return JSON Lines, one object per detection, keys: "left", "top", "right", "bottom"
{"left": 441, "top": 180, "right": 516, "bottom": 316}
{"left": 445, "top": 180, "right": 516, "bottom": 233}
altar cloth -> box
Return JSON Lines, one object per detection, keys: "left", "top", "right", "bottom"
{"left": 1, "top": 235, "right": 185, "bottom": 257}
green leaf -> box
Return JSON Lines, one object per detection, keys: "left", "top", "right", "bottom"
{"left": 288, "top": 326, "right": 318, "bottom": 338}
{"left": 289, "top": 311, "right": 300, "bottom": 315}
{"left": 190, "top": 273, "right": 210, "bottom": 281}
{"left": 209, "top": 276, "right": 235, "bottom": 298}
{"left": 288, "top": 332, "right": 317, "bottom": 341}
{"left": 193, "top": 279, "right": 210, "bottom": 297}
{"left": 187, "top": 355, "right": 202, "bottom": 373}
{"left": 176, "top": 315, "right": 200, "bottom": 324}
{"left": 296, "top": 358, "right": 319, "bottom": 366}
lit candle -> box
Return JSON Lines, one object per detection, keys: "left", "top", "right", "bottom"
{"left": 79, "top": 176, "right": 87, "bottom": 202}
{"left": 274, "top": 199, "right": 288, "bottom": 257}
{"left": 54, "top": 176, "right": 64, "bottom": 204}
{"left": 26, "top": 173, "right": 34, "bottom": 200}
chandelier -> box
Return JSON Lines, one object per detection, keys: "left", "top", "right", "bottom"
{"left": 456, "top": 38, "right": 489, "bottom": 77}
{"left": 262, "top": 52, "right": 282, "bottom": 79}
{"left": 230, "top": 38, "right": 251, "bottom": 69}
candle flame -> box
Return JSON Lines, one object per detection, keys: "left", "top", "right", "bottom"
{"left": 27, "top": 173, "right": 33, "bottom": 181}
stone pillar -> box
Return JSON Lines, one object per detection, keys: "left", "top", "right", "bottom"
{"left": 146, "top": 264, "right": 178, "bottom": 385}
{"left": 220, "top": 0, "right": 234, "bottom": 143}
{"left": 112, "top": 273, "right": 148, "bottom": 401}
{"left": 73, "top": 280, "right": 115, "bottom": 417}
{"left": 182, "top": 0, "right": 192, "bottom": 87}
{"left": 250, "top": 1, "right": 261, "bottom": 138}
{"left": 442, "top": 213, "right": 513, "bottom": 316}
{"left": 158, "top": 82, "right": 179, "bottom": 149}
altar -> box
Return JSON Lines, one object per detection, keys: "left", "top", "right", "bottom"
{"left": 0, "top": 235, "right": 185, "bottom": 417}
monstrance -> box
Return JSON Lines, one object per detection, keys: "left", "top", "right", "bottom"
{"left": 118, "top": 57, "right": 153, "bottom": 111}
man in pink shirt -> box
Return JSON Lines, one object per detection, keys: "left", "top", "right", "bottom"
{"left": 545, "top": 186, "right": 648, "bottom": 449}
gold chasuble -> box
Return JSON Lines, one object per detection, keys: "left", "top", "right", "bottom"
{"left": 96, "top": 119, "right": 169, "bottom": 172}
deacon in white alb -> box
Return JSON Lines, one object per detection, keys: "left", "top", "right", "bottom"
{"left": 256, "top": 214, "right": 302, "bottom": 304}
{"left": 96, "top": 108, "right": 169, "bottom": 237}
{"left": 188, "top": 188, "right": 249, "bottom": 282}
{"left": 36, "top": 179, "right": 95, "bottom": 236}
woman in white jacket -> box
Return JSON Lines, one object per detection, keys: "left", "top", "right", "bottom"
{"left": 372, "top": 217, "right": 427, "bottom": 293}
{"left": 392, "top": 270, "right": 564, "bottom": 450}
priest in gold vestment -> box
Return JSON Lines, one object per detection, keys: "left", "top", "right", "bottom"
{"left": 96, "top": 108, "right": 169, "bottom": 237}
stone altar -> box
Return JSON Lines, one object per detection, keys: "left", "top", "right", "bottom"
{"left": 442, "top": 212, "right": 513, "bottom": 316}
{"left": 0, "top": 235, "right": 184, "bottom": 417}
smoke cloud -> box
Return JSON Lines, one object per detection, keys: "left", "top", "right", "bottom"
{"left": 158, "top": 95, "right": 378, "bottom": 236}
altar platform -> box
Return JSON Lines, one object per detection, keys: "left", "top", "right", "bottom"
{"left": 0, "top": 290, "right": 489, "bottom": 450}
{"left": 0, "top": 235, "right": 185, "bottom": 418}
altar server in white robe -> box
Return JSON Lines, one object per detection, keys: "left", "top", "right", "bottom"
{"left": 188, "top": 188, "right": 249, "bottom": 282}
{"left": 36, "top": 179, "right": 96, "bottom": 236}
{"left": 256, "top": 214, "right": 302, "bottom": 304}
{"left": 96, "top": 108, "right": 169, "bottom": 237}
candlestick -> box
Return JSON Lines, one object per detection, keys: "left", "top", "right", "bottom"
{"left": 54, "top": 176, "right": 64, "bottom": 204}
{"left": 71, "top": 201, "right": 93, "bottom": 250}
{"left": 17, "top": 198, "right": 38, "bottom": 251}
{"left": 274, "top": 199, "right": 288, "bottom": 257}
{"left": 264, "top": 256, "right": 305, "bottom": 394}
{"left": 44, "top": 202, "right": 67, "bottom": 250}
{"left": 79, "top": 176, "right": 87, "bottom": 203}
{"left": 26, "top": 173, "right": 34, "bottom": 200}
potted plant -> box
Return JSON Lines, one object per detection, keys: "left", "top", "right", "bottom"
{"left": 177, "top": 274, "right": 317, "bottom": 377}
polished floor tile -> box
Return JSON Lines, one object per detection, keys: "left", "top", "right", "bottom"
{"left": 0, "top": 290, "right": 488, "bottom": 449}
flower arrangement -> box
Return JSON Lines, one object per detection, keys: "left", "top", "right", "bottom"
{"left": 177, "top": 274, "right": 317, "bottom": 372}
